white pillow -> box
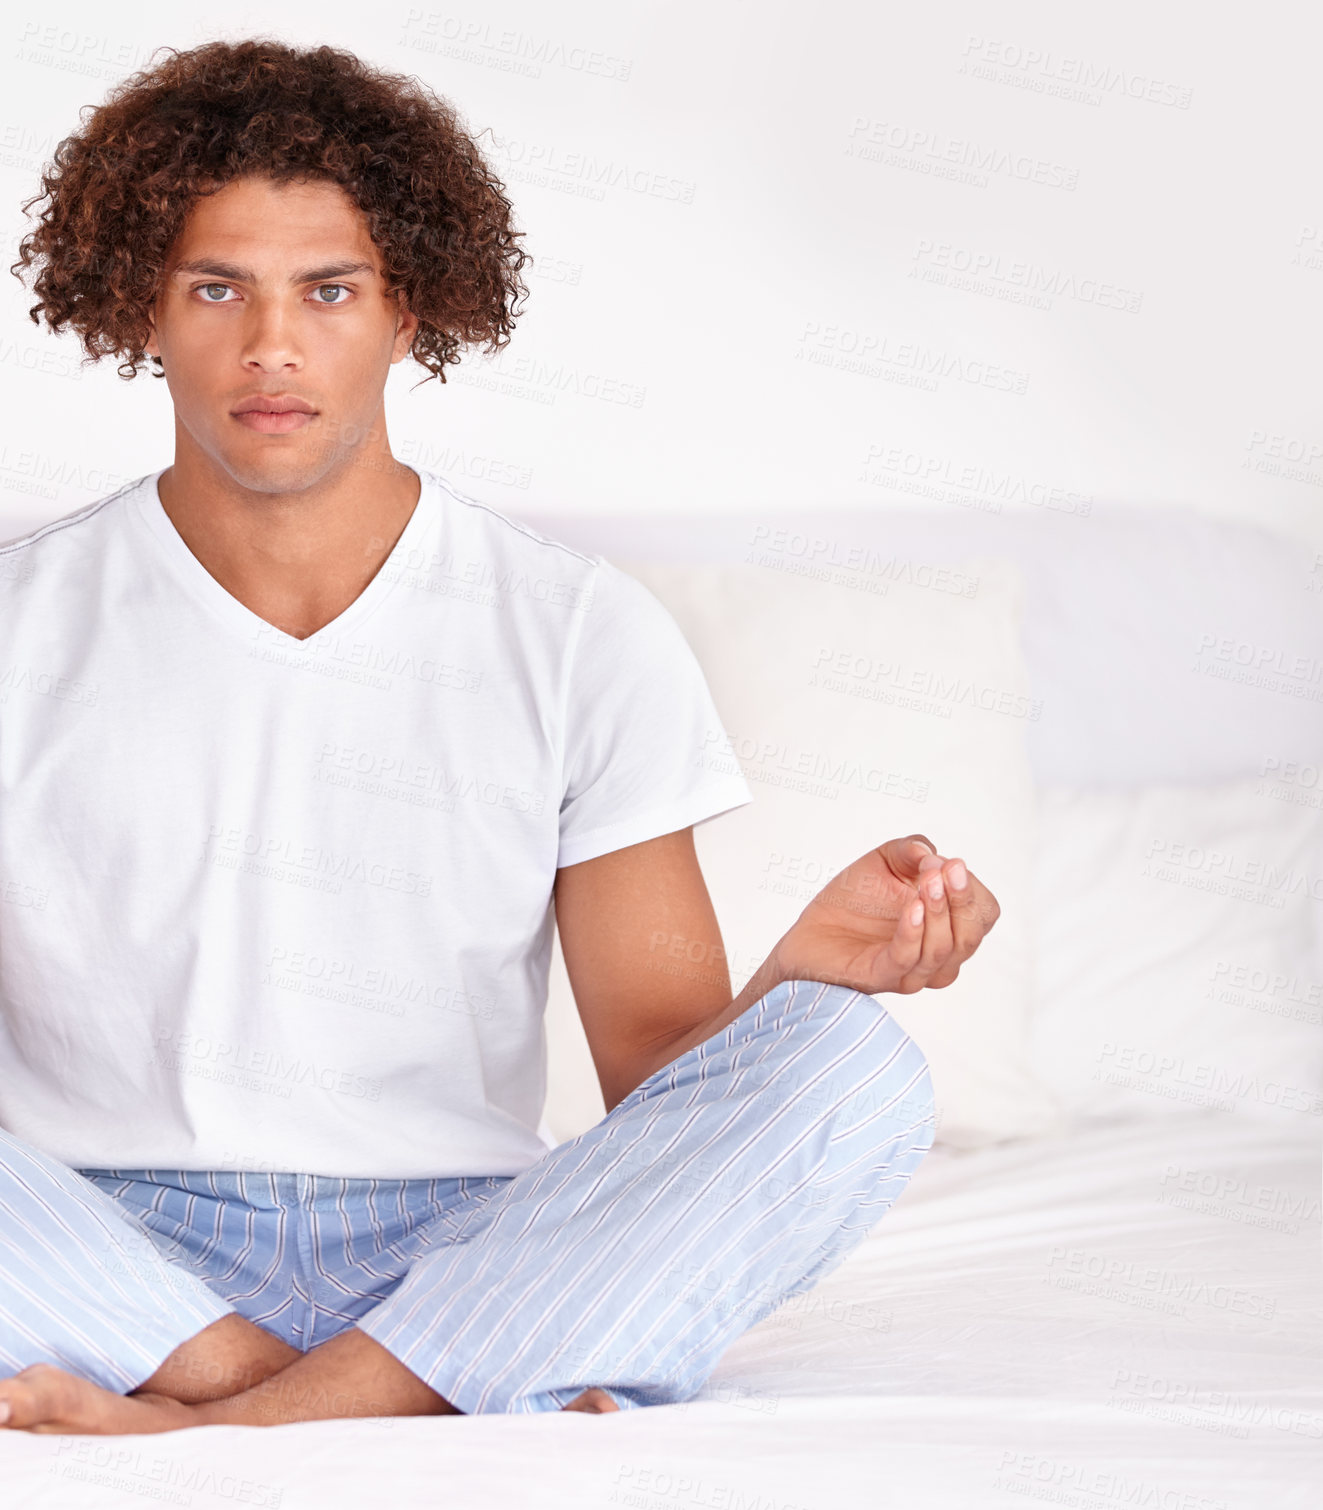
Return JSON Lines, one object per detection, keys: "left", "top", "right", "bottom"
{"left": 542, "top": 556, "right": 1066, "bottom": 1152}
{"left": 1026, "top": 777, "right": 1323, "bottom": 1131}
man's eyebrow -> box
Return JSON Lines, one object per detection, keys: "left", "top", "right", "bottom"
{"left": 169, "top": 258, "right": 378, "bottom": 283}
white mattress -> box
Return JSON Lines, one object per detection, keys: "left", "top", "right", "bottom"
{"left": 8, "top": 1112, "right": 1319, "bottom": 1508}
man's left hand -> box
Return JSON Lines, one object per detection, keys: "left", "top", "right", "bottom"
{"left": 769, "top": 835, "right": 1000, "bottom": 997}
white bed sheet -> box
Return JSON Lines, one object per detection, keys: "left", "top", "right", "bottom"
{"left": 5, "top": 1112, "right": 1319, "bottom": 1509}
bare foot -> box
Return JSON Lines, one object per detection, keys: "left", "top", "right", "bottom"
{"left": 0, "top": 1364, "right": 201, "bottom": 1434}
{"left": 0, "top": 1361, "right": 621, "bottom": 1433}
{"left": 563, "top": 1387, "right": 620, "bottom": 1414}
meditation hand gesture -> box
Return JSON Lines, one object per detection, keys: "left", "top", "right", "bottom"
{"left": 770, "top": 835, "right": 1000, "bottom": 998}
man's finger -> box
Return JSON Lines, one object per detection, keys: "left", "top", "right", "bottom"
{"left": 912, "top": 855, "right": 955, "bottom": 981}
{"left": 917, "top": 859, "right": 993, "bottom": 988}
{"left": 882, "top": 834, "right": 940, "bottom": 882}
{"left": 945, "top": 861, "right": 999, "bottom": 960}
{"left": 886, "top": 892, "right": 928, "bottom": 990}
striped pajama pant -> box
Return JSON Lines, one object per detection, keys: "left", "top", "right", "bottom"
{"left": 0, "top": 978, "right": 936, "bottom": 1414}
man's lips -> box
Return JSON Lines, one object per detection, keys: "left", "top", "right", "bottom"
{"left": 231, "top": 399, "right": 318, "bottom": 435}
{"left": 232, "top": 395, "right": 316, "bottom": 414}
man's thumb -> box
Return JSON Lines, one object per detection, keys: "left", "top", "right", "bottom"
{"left": 886, "top": 834, "right": 938, "bottom": 879}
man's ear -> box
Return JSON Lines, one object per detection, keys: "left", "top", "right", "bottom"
{"left": 391, "top": 295, "right": 420, "bottom": 363}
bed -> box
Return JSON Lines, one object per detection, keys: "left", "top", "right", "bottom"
{"left": 5, "top": 499, "right": 1321, "bottom": 1506}
{"left": 8, "top": 1113, "right": 1316, "bottom": 1507}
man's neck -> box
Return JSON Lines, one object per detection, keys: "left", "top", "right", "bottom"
{"left": 155, "top": 446, "right": 422, "bottom": 642}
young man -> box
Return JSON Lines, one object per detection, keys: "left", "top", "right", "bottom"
{"left": 0, "top": 39, "right": 997, "bottom": 1433}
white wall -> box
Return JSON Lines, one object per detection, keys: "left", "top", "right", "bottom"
{"left": 1, "top": 1, "right": 1320, "bottom": 547}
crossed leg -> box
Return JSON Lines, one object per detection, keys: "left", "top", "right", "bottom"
{"left": 0, "top": 1317, "right": 617, "bottom": 1432}
{"left": 2, "top": 977, "right": 934, "bottom": 1431}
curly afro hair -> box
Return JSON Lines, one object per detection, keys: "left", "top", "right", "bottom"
{"left": 9, "top": 36, "right": 531, "bottom": 384}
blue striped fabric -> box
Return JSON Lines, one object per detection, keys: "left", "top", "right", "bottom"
{"left": 0, "top": 1129, "right": 233, "bottom": 1393}
{"left": 0, "top": 979, "right": 935, "bottom": 1413}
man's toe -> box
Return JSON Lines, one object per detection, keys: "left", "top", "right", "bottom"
{"left": 562, "top": 1386, "right": 620, "bottom": 1414}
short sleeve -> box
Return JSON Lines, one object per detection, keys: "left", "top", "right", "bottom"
{"left": 557, "top": 558, "right": 754, "bottom": 868}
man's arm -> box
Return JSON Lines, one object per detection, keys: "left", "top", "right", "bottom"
{"left": 552, "top": 826, "right": 764, "bottom": 1112}
{"left": 554, "top": 832, "right": 1001, "bottom": 1113}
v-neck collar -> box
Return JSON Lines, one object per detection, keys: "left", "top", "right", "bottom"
{"left": 130, "top": 466, "right": 436, "bottom": 651}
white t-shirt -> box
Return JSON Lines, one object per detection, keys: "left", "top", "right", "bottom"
{"left": 0, "top": 468, "right": 753, "bottom": 1178}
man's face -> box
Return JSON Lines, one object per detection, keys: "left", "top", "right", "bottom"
{"left": 144, "top": 173, "right": 419, "bottom": 495}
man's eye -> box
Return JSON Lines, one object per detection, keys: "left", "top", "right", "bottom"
{"left": 191, "top": 284, "right": 352, "bottom": 303}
